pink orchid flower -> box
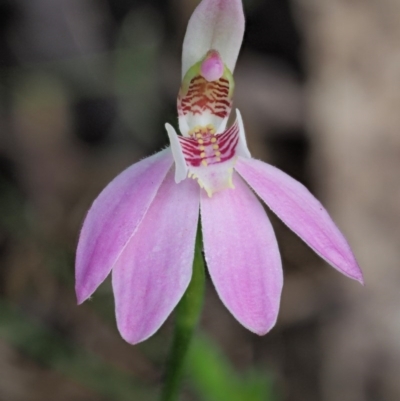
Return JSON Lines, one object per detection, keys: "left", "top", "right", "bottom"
{"left": 76, "top": 0, "right": 363, "bottom": 345}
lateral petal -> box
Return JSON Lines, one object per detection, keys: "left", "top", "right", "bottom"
{"left": 236, "top": 157, "right": 364, "bottom": 283}
{"left": 182, "top": 0, "right": 245, "bottom": 78}
{"left": 112, "top": 170, "right": 200, "bottom": 344}
{"left": 201, "top": 173, "right": 283, "bottom": 335}
{"left": 75, "top": 149, "right": 173, "bottom": 304}
{"left": 235, "top": 109, "right": 251, "bottom": 158}
{"left": 165, "top": 123, "right": 188, "bottom": 183}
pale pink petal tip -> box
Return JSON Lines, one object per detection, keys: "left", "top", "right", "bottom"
{"left": 201, "top": 50, "right": 224, "bottom": 82}
{"left": 236, "top": 157, "right": 364, "bottom": 285}
{"left": 350, "top": 266, "right": 364, "bottom": 285}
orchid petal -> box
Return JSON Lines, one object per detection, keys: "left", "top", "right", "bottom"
{"left": 236, "top": 158, "right": 364, "bottom": 283}
{"left": 166, "top": 123, "right": 188, "bottom": 183}
{"left": 235, "top": 109, "right": 251, "bottom": 158}
{"left": 201, "top": 173, "right": 283, "bottom": 335}
{"left": 75, "top": 149, "right": 173, "bottom": 304}
{"left": 112, "top": 170, "right": 200, "bottom": 344}
{"left": 182, "top": 0, "right": 245, "bottom": 78}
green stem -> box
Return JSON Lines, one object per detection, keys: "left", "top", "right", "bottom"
{"left": 161, "top": 225, "right": 206, "bottom": 401}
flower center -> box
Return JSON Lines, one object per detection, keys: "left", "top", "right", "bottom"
{"left": 171, "top": 51, "right": 246, "bottom": 197}
{"left": 177, "top": 121, "right": 241, "bottom": 197}
{"left": 189, "top": 124, "right": 219, "bottom": 167}
{"left": 177, "top": 50, "right": 235, "bottom": 137}
{"left": 179, "top": 123, "right": 238, "bottom": 168}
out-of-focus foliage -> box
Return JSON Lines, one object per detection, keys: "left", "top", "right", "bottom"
{"left": 189, "top": 335, "right": 276, "bottom": 401}
{"left": 0, "top": 296, "right": 276, "bottom": 401}
{"left": 0, "top": 300, "right": 154, "bottom": 401}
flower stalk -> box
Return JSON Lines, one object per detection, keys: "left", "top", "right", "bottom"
{"left": 161, "top": 224, "right": 206, "bottom": 401}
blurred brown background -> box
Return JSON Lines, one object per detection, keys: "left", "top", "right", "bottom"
{"left": 0, "top": 0, "right": 399, "bottom": 400}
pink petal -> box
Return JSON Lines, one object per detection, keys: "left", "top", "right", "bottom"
{"left": 182, "top": 0, "right": 245, "bottom": 77}
{"left": 201, "top": 173, "right": 283, "bottom": 335}
{"left": 112, "top": 170, "right": 200, "bottom": 344}
{"left": 236, "top": 157, "right": 364, "bottom": 283}
{"left": 75, "top": 149, "right": 173, "bottom": 304}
